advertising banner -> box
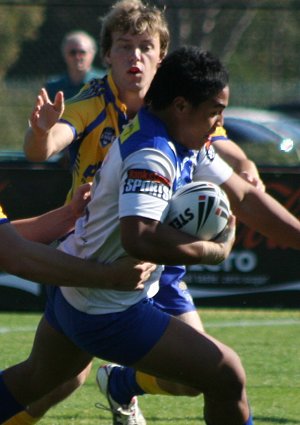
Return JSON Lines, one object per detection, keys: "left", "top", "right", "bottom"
{"left": 0, "top": 159, "right": 299, "bottom": 310}
{"left": 186, "top": 169, "right": 300, "bottom": 307}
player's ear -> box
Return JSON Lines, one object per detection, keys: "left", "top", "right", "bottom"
{"left": 104, "top": 51, "right": 112, "bottom": 67}
{"left": 157, "top": 52, "right": 166, "bottom": 67}
{"left": 173, "top": 97, "right": 188, "bottom": 113}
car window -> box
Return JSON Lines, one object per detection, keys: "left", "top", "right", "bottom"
{"left": 224, "top": 118, "right": 300, "bottom": 166}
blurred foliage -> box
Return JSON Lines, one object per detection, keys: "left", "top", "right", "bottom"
{"left": 0, "top": 4, "right": 45, "bottom": 79}
{"left": 0, "top": 78, "right": 43, "bottom": 150}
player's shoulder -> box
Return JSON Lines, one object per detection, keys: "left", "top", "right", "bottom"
{"left": 118, "top": 109, "right": 175, "bottom": 164}
{"left": 120, "top": 109, "right": 168, "bottom": 145}
{"left": 210, "top": 125, "right": 228, "bottom": 142}
{"left": 66, "top": 77, "right": 106, "bottom": 106}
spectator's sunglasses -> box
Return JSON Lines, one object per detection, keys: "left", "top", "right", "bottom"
{"left": 68, "top": 49, "right": 87, "bottom": 56}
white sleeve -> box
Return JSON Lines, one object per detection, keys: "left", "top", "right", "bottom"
{"left": 193, "top": 145, "right": 233, "bottom": 185}
{"left": 119, "top": 148, "right": 175, "bottom": 222}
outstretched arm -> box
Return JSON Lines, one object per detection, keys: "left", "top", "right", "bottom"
{"left": 1, "top": 183, "right": 155, "bottom": 289}
{"left": 12, "top": 183, "right": 91, "bottom": 244}
{"left": 214, "top": 138, "right": 265, "bottom": 191}
{"left": 222, "top": 172, "right": 300, "bottom": 249}
{"left": 24, "top": 89, "right": 73, "bottom": 161}
{"left": 0, "top": 222, "right": 155, "bottom": 290}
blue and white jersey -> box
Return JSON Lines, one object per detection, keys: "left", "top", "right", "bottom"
{"left": 60, "top": 107, "right": 233, "bottom": 314}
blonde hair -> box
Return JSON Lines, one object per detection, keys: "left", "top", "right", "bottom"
{"left": 100, "top": 0, "right": 169, "bottom": 61}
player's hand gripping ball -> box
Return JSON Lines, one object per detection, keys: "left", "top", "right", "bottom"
{"left": 166, "top": 181, "right": 231, "bottom": 240}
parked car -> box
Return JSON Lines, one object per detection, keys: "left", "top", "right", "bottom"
{"left": 268, "top": 101, "right": 300, "bottom": 119}
{"left": 223, "top": 107, "right": 300, "bottom": 166}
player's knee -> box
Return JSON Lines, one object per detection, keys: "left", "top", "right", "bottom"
{"left": 181, "top": 386, "right": 201, "bottom": 397}
{"left": 77, "top": 363, "right": 92, "bottom": 384}
{"left": 210, "top": 347, "right": 246, "bottom": 401}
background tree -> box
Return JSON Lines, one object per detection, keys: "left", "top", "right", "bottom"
{"left": 0, "top": 4, "right": 45, "bottom": 80}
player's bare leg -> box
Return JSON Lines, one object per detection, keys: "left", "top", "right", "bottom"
{"left": 26, "top": 364, "right": 92, "bottom": 418}
{"left": 2, "top": 315, "right": 93, "bottom": 407}
{"left": 151, "top": 310, "right": 204, "bottom": 397}
{"left": 133, "top": 316, "right": 250, "bottom": 425}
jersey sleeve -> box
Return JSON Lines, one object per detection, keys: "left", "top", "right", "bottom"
{"left": 194, "top": 145, "right": 233, "bottom": 185}
{"left": 119, "top": 148, "right": 175, "bottom": 223}
{"left": 59, "top": 82, "right": 105, "bottom": 139}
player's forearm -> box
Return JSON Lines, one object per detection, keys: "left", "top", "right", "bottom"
{"left": 231, "top": 186, "right": 300, "bottom": 249}
{"left": 14, "top": 243, "right": 108, "bottom": 287}
{"left": 235, "top": 159, "right": 262, "bottom": 184}
{"left": 0, "top": 224, "right": 119, "bottom": 288}
{"left": 24, "top": 127, "right": 53, "bottom": 161}
{"left": 121, "top": 217, "right": 230, "bottom": 265}
{"left": 12, "top": 204, "right": 77, "bottom": 244}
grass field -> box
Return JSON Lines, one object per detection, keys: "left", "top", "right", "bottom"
{"left": 1, "top": 308, "right": 300, "bottom": 425}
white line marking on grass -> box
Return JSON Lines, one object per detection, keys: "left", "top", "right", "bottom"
{"left": 206, "top": 319, "right": 300, "bottom": 328}
{"left": 0, "top": 326, "right": 36, "bottom": 334}
{"left": 1, "top": 319, "right": 300, "bottom": 335}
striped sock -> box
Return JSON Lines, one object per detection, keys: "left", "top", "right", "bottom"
{"left": 3, "top": 410, "right": 41, "bottom": 425}
{"left": 136, "top": 371, "right": 170, "bottom": 395}
{"left": 108, "top": 366, "right": 145, "bottom": 405}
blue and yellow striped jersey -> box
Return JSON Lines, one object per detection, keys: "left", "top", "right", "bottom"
{"left": 61, "top": 72, "right": 128, "bottom": 202}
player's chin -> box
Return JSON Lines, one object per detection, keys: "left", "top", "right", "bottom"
{"left": 129, "top": 81, "right": 147, "bottom": 93}
{"left": 128, "top": 71, "right": 142, "bottom": 79}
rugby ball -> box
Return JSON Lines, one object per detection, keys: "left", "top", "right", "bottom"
{"left": 166, "top": 181, "right": 231, "bottom": 240}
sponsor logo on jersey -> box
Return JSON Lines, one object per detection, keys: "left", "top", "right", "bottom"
{"left": 82, "top": 161, "right": 102, "bottom": 180}
{"left": 123, "top": 169, "right": 171, "bottom": 200}
{"left": 120, "top": 118, "right": 140, "bottom": 144}
{"left": 100, "top": 127, "right": 116, "bottom": 147}
{"left": 205, "top": 141, "right": 215, "bottom": 161}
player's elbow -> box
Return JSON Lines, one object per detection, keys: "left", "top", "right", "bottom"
{"left": 120, "top": 216, "right": 159, "bottom": 260}
{"left": 121, "top": 236, "right": 144, "bottom": 259}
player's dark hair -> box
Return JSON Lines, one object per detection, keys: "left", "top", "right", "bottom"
{"left": 145, "top": 46, "right": 229, "bottom": 110}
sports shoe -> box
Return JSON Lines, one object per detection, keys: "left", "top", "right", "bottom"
{"left": 96, "top": 364, "right": 147, "bottom": 425}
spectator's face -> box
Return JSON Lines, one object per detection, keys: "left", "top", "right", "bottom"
{"left": 64, "top": 38, "right": 95, "bottom": 73}
{"left": 105, "top": 31, "right": 161, "bottom": 99}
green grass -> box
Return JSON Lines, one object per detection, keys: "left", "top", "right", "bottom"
{"left": 1, "top": 308, "right": 300, "bottom": 424}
